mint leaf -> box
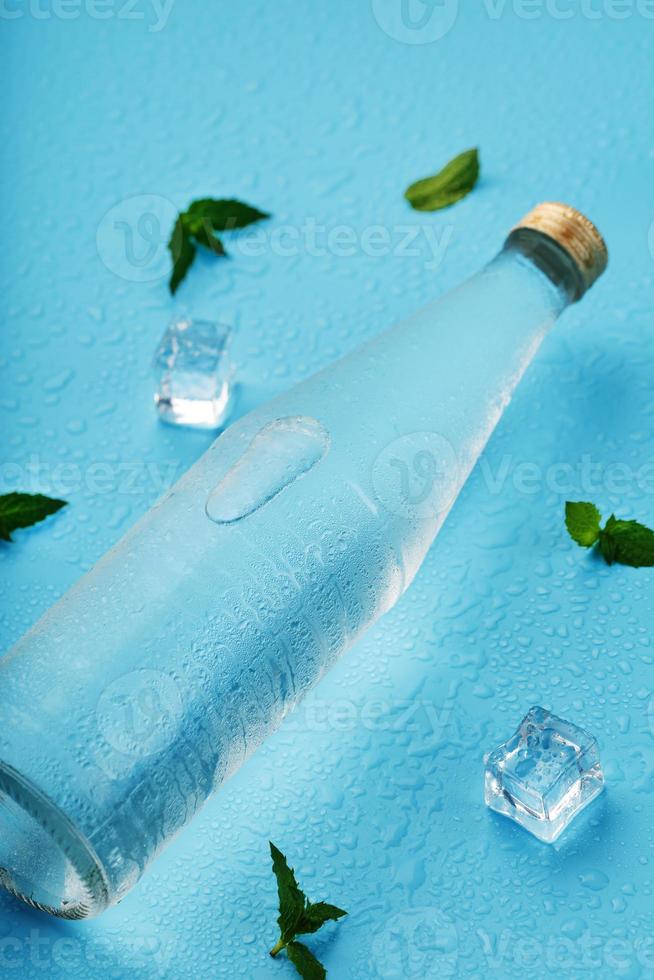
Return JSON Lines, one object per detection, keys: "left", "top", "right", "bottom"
{"left": 192, "top": 222, "right": 227, "bottom": 257}
{"left": 405, "top": 148, "right": 479, "bottom": 212}
{"left": 598, "top": 522, "right": 617, "bottom": 564}
{"left": 187, "top": 198, "right": 270, "bottom": 231}
{"left": 565, "top": 501, "right": 602, "bottom": 547}
{"left": 297, "top": 902, "right": 348, "bottom": 936}
{"left": 168, "top": 216, "right": 197, "bottom": 295}
{"left": 286, "top": 942, "right": 326, "bottom": 980}
{"left": 599, "top": 515, "right": 654, "bottom": 567}
{"left": 167, "top": 198, "right": 270, "bottom": 292}
{"left": 565, "top": 502, "right": 654, "bottom": 568}
{"left": 270, "top": 842, "right": 306, "bottom": 943}
{"left": 0, "top": 492, "right": 67, "bottom": 542}
{"left": 268, "top": 842, "right": 347, "bottom": 976}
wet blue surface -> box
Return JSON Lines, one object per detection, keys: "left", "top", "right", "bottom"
{"left": 1, "top": 2, "right": 654, "bottom": 977}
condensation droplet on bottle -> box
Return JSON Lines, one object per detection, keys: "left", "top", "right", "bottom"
{"left": 205, "top": 416, "right": 330, "bottom": 524}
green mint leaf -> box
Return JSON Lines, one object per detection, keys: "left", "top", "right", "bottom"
{"left": 297, "top": 902, "right": 348, "bottom": 936}
{"left": 285, "top": 941, "right": 326, "bottom": 980}
{"left": 0, "top": 492, "right": 67, "bottom": 542}
{"left": 192, "top": 221, "right": 227, "bottom": 257}
{"left": 167, "top": 199, "right": 269, "bottom": 291}
{"left": 599, "top": 515, "right": 654, "bottom": 567}
{"left": 187, "top": 198, "right": 270, "bottom": 231}
{"left": 598, "top": 524, "right": 617, "bottom": 565}
{"left": 404, "top": 148, "right": 479, "bottom": 212}
{"left": 270, "top": 842, "right": 306, "bottom": 942}
{"left": 168, "top": 216, "right": 197, "bottom": 294}
{"left": 268, "top": 843, "right": 346, "bottom": 969}
{"left": 566, "top": 503, "right": 654, "bottom": 568}
{"left": 565, "top": 501, "right": 602, "bottom": 547}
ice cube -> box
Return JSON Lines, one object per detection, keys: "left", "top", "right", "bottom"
{"left": 484, "top": 705, "right": 604, "bottom": 843}
{"left": 153, "top": 317, "right": 234, "bottom": 429}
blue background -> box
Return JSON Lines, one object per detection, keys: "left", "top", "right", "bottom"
{"left": 1, "top": 1, "right": 654, "bottom": 977}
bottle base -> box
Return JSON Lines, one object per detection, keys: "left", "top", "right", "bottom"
{"left": 0, "top": 761, "right": 109, "bottom": 919}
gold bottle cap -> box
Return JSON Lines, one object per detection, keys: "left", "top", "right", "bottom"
{"left": 511, "top": 201, "right": 608, "bottom": 298}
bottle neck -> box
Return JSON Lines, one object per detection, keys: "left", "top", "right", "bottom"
{"left": 502, "top": 227, "right": 583, "bottom": 307}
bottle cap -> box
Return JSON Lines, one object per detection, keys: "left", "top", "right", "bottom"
{"left": 511, "top": 202, "right": 608, "bottom": 297}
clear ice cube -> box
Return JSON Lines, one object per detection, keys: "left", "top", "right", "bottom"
{"left": 484, "top": 705, "right": 604, "bottom": 843}
{"left": 153, "top": 317, "right": 234, "bottom": 429}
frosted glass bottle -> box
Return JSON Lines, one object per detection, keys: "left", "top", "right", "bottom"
{"left": 0, "top": 203, "right": 607, "bottom": 917}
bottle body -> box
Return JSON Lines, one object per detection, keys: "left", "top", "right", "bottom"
{"left": 0, "top": 242, "right": 570, "bottom": 916}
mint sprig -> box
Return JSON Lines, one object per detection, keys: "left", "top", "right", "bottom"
{"left": 167, "top": 198, "right": 270, "bottom": 294}
{"left": 565, "top": 501, "right": 654, "bottom": 567}
{"left": 404, "top": 148, "right": 479, "bottom": 212}
{"left": 0, "top": 492, "right": 67, "bottom": 542}
{"left": 269, "top": 842, "right": 347, "bottom": 979}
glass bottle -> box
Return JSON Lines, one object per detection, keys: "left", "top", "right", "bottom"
{"left": 0, "top": 203, "right": 607, "bottom": 917}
